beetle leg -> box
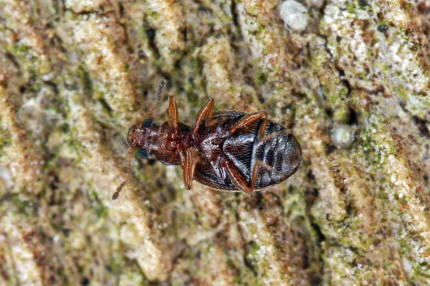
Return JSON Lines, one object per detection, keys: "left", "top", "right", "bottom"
{"left": 230, "top": 111, "right": 268, "bottom": 139}
{"left": 224, "top": 160, "right": 254, "bottom": 194}
{"left": 193, "top": 98, "right": 214, "bottom": 136}
{"left": 167, "top": 95, "right": 178, "bottom": 129}
{"left": 250, "top": 160, "right": 262, "bottom": 190}
{"left": 182, "top": 147, "right": 199, "bottom": 190}
{"left": 249, "top": 159, "right": 275, "bottom": 190}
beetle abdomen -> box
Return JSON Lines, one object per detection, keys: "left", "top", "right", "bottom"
{"left": 253, "top": 132, "right": 301, "bottom": 187}
{"left": 193, "top": 112, "right": 301, "bottom": 190}
{"left": 223, "top": 119, "right": 301, "bottom": 189}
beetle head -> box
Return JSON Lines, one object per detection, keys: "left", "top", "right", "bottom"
{"left": 127, "top": 119, "right": 156, "bottom": 151}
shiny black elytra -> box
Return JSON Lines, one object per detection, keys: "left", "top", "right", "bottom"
{"left": 126, "top": 97, "right": 301, "bottom": 194}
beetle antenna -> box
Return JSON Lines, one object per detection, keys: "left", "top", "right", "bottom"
{"left": 156, "top": 78, "right": 168, "bottom": 101}
{"left": 113, "top": 147, "right": 136, "bottom": 200}
{"left": 147, "top": 78, "right": 168, "bottom": 118}
{"left": 114, "top": 78, "right": 167, "bottom": 200}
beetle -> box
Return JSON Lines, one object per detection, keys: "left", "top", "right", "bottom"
{"left": 126, "top": 96, "right": 301, "bottom": 194}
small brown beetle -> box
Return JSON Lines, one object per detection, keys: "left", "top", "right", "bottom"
{"left": 126, "top": 97, "right": 301, "bottom": 194}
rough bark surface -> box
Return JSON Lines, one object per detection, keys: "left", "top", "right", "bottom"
{"left": 0, "top": 0, "right": 429, "bottom": 285}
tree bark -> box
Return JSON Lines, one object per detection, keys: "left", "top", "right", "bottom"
{"left": 0, "top": 0, "right": 429, "bottom": 285}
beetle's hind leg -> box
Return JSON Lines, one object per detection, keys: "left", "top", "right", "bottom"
{"left": 224, "top": 160, "right": 254, "bottom": 194}
{"left": 181, "top": 147, "right": 199, "bottom": 189}
{"left": 230, "top": 111, "right": 268, "bottom": 139}
{"left": 249, "top": 159, "right": 274, "bottom": 191}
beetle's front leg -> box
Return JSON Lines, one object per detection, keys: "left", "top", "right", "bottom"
{"left": 167, "top": 95, "right": 179, "bottom": 129}
{"left": 180, "top": 147, "right": 199, "bottom": 189}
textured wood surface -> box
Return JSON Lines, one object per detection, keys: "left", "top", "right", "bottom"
{"left": 0, "top": 0, "right": 429, "bottom": 285}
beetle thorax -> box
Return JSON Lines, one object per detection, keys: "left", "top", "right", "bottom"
{"left": 149, "top": 123, "right": 191, "bottom": 165}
